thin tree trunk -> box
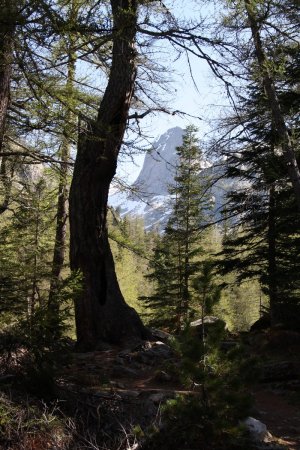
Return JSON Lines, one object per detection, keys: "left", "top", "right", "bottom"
{"left": 183, "top": 154, "right": 192, "bottom": 321}
{"left": 69, "top": 0, "right": 148, "bottom": 349}
{"left": 201, "top": 289, "right": 205, "bottom": 347}
{"left": 0, "top": 0, "right": 15, "bottom": 150}
{"left": 27, "top": 184, "right": 41, "bottom": 325}
{"left": 0, "top": 0, "right": 16, "bottom": 213}
{"left": 174, "top": 183, "right": 183, "bottom": 332}
{"left": 48, "top": 1, "right": 77, "bottom": 312}
{"left": 0, "top": 156, "right": 14, "bottom": 214}
{"left": 244, "top": 0, "right": 300, "bottom": 210}
{"left": 48, "top": 140, "right": 70, "bottom": 306}
{"left": 267, "top": 185, "right": 278, "bottom": 325}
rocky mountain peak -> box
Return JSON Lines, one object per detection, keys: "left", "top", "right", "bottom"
{"left": 132, "top": 127, "right": 183, "bottom": 196}
{"left": 109, "top": 127, "right": 232, "bottom": 230}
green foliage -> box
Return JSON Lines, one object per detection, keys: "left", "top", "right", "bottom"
{"left": 140, "top": 233, "right": 181, "bottom": 330}
{"left": 215, "top": 33, "right": 300, "bottom": 328}
{"left": 0, "top": 174, "right": 56, "bottom": 319}
{"left": 0, "top": 169, "right": 81, "bottom": 394}
{"left": 0, "top": 272, "right": 77, "bottom": 397}
{"left": 192, "top": 260, "right": 222, "bottom": 319}
{"left": 215, "top": 277, "right": 266, "bottom": 332}
{"left": 144, "top": 329, "right": 254, "bottom": 450}
{"left": 141, "top": 126, "right": 213, "bottom": 331}
{"left": 143, "top": 395, "right": 251, "bottom": 450}
{"left": 21, "top": 321, "right": 70, "bottom": 397}
{"left": 108, "top": 210, "right": 156, "bottom": 315}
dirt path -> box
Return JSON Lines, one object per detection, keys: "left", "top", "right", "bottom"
{"left": 60, "top": 338, "right": 300, "bottom": 449}
{"left": 253, "top": 387, "right": 300, "bottom": 450}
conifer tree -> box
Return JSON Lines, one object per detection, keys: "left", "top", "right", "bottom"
{"left": 0, "top": 173, "right": 55, "bottom": 320}
{"left": 217, "top": 41, "right": 300, "bottom": 328}
{"left": 243, "top": 0, "right": 300, "bottom": 209}
{"left": 141, "top": 234, "right": 179, "bottom": 330}
{"left": 206, "top": 0, "right": 300, "bottom": 329}
{"left": 142, "top": 126, "right": 212, "bottom": 331}
{"left": 192, "top": 261, "right": 221, "bottom": 344}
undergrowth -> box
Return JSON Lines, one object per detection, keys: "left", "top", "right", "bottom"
{"left": 0, "top": 391, "right": 71, "bottom": 450}
{"left": 141, "top": 326, "right": 256, "bottom": 450}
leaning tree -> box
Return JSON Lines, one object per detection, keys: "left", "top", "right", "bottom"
{"left": 0, "top": 0, "right": 220, "bottom": 349}
{"left": 69, "top": 0, "right": 147, "bottom": 349}
{"left": 68, "top": 0, "right": 222, "bottom": 349}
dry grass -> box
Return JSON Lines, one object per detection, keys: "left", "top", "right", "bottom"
{"left": 0, "top": 392, "right": 72, "bottom": 450}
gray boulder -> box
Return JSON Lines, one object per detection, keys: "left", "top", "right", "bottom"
{"left": 190, "top": 316, "right": 226, "bottom": 338}
{"left": 150, "top": 328, "right": 172, "bottom": 342}
{"left": 243, "top": 417, "right": 272, "bottom": 443}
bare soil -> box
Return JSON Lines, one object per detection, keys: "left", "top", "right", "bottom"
{"left": 253, "top": 387, "right": 300, "bottom": 450}
{"left": 55, "top": 330, "right": 300, "bottom": 449}
{"left": 248, "top": 328, "right": 300, "bottom": 450}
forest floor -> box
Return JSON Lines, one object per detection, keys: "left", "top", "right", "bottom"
{"left": 253, "top": 388, "right": 300, "bottom": 450}
{"left": 1, "top": 327, "right": 300, "bottom": 449}
{"left": 248, "top": 328, "right": 300, "bottom": 450}
{"left": 56, "top": 327, "right": 300, "bottom": 450}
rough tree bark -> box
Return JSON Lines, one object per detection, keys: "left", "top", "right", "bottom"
{"left": 0, "top": 0, "right": 16, "bottom": 213}
{"left": 0, "top": 157, "right": 14, "bottom": 214}
{"left": 69, "top": 0, "right": 149, "bottom": 350}
{"left": 244, "top": 0, "right": 300, "bottom": 211}
{"left": 0, "top": 0, "right": 15, "bottom": 151}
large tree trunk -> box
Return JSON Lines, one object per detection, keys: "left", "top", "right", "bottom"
{"left": 244, "top": 0, "right": 300, "bottom": 211}
{"left": 69, "top": 0, "right": 148, "bottom": 350}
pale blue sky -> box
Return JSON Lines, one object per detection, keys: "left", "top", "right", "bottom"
{"left": 119, "top": 55, "right": 226, "bottom": 184}
{"left": 116, "top": 1, "right": 227, "bottom": 184}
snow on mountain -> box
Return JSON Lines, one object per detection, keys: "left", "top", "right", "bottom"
{"left": 109, "top": 127, "right": 183, "bottom": 229}
{"left": 109, "top": 188, "right": 173, "bottom": 230}
{"left": 109, "top": 127, "right": 233, "bottom": 230}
